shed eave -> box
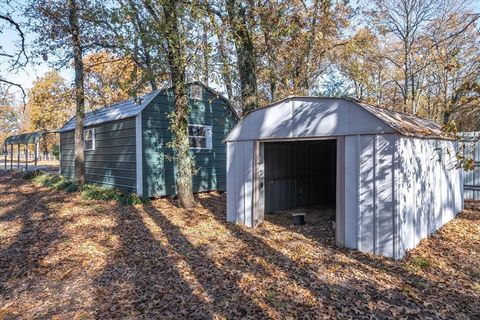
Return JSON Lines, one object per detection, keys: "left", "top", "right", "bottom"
{"left": 59, "top": 115, "right": 138, "bottom": 133}
{"left": 224, "top": 131, "right": 401, "bottom": 143}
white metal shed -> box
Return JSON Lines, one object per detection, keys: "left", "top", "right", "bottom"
{"left": 225, "top": 97, "right": 463, "bottom": 259}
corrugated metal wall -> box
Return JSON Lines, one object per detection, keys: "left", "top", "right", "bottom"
{"left": 343, "top": 134, "right": 397, "bottom": 258}
{"left": 459, "top": 132, "right": 480, "bottom": 200}
{"left": 60, "top": 118, "right": 137, "bottom": 192}
{"left": 226, "top": 140, "right": 255, "bottom": 227}
{"left": 396, "top": 137, "right": 463, "bottom": 256}
{"left": 263, "top": 140, "right": 336, "bottom": 213}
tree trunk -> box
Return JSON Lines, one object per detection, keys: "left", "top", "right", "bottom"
{"left": 68, "top": 0, "right": 85, "bottom": 185}
{"left": 225, "top": 0, "right": 257, "bottom": 115}
{"left": 128, "top": 0, "right": 157, "bottom": 91}
{"left": 218, "top": 34, "right": 233, "bottom": 100}
{"left": 403, "top": 49, "right": 409, "bottom": 113}
{"left": 202, "top": 21, "right": 209, "bottom": 85}
{"left": 207, "top": 9, "right": 233, "bottom": 99}
{"left": 163, "top": 0, "right": 195, "bottom": 208}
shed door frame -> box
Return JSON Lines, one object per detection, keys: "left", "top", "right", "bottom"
{"left": 252, "top": 137, "right": 346, "bottom": 247}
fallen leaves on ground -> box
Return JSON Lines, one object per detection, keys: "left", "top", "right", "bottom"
{"left": 0, "top": 171, "right": 479, "bottom": 319}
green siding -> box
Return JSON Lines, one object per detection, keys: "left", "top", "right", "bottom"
{"left": 142, "top": 86, "right": 238, "bottom": 197}
{"left": 60, "top": 117, "right": 137, "bottom": 192}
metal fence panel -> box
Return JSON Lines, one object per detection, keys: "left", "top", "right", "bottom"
{"left": 459, "top": 132, "right": 480, "bottom": 200}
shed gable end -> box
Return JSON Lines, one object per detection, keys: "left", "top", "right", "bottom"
{"left": 226, "top": 98, "right": 395, "bottom": 141}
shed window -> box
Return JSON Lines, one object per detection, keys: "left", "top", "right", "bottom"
{"left": 188, "top": 125, "right": 212, "bottom": 149}
{"left": 190, "top": 84, "right": 202, "bottom": 101}
{"left": 84, "top": 128, "right": 95, "bottom": 150}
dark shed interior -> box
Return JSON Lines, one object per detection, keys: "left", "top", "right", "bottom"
{"left": 264, "top": 140, "right": 336, "bottom": 215}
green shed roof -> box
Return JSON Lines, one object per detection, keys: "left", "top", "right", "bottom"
{"left": 4, "top": 130, "right": 57, "bottom": 145}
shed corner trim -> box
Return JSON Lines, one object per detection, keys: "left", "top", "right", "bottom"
{"left": 135, "top": 114, "right": 144, "bottom": 196}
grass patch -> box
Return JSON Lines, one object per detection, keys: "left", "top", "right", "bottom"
{"left": 80, "top": 184, "right": 147, "bottom": 205}
{"left": 22, "top": 170, "right": 44, "bottom": 180}
{"left": 24, "top": 171, "right": 145, "bottom": 204}
{"left": 119, "top": 192, "right": 148, "bottom": 205}
{"left": 409, "top": 256, "right": 431, "bottom": 270}
{"left": 30, "top": 172, "right": 77, "bottom": 192}
{"left": 470, "top": 268, "right": 480, "bottom": 279}
{"left": 80, "top": 184, "right": 123, "bottom": 202}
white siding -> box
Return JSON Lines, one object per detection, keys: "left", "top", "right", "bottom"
{"left": 358, "top": 135, "right": 376, "bottom": 253}
{"left": 344, "top": 136, "right": 359, "bottom": 249}
{"left": 336, "top": 137, "right": 346, "bottom": 246}
{"left": 396, "top": 137, "right": 463, "bottom": 256}
{"left": 226, "top": 140, "right": 255, "bottom": 227}
{"left": 352, "top": 134, "right": 397, "bottom": 258}
{"left": 375, "top": 135, "right": 396, "bottom": 257}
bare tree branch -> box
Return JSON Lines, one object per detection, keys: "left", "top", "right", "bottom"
{"left": 0, "top": 78, "right": 26, "bottom": 108}
{"left": 0, "top": 14, "right": 28, "bottom": 68}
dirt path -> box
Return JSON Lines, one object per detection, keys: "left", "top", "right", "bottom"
{"left": 0, "top": 172, "right": 479, "bottom": 319}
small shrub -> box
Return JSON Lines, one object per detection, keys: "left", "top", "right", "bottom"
{"left": 80, "top": 184, "right": 123, "bottom": 202}
{"left": 44, "top": 175, "right": 62, "bottom": 188}
{"left": 22, "top": 170, "right": 44, "bottom": 180}
{"left": 63, "top": 182, "right": 79, "bottom": 193}
{"left": 33, "top": 172, "right": 53, "bottom": 186}
{"left": 120, "top": 193, "right": 148, "bottom": 206}
{"left": 25, "top": 171, "right": 144, "bottom": 205}
{"left": 55, "top": 180, "right": 75, "bottom": 192}
{"left": 28, "top": 172, "right": 78, "bottom": 193}
{"left": 409, "top": 256, "right": 431, "bottom": 270}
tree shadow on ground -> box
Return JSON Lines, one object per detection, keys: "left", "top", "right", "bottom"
{"left": 1, "top": 173, "right": 478, "bottom": 319}
{"left": 0, "top": 177, "right": 63, "bottom": 286}
{"left": 196, "top": 193, "right": 480, "bottom": 318}
{"left": 0, "top": 174, "right": 74, "bottom": 317}
{"left": 91, "top": 204, "right": 217, "bottom": 319}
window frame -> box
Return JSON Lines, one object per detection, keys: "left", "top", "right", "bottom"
{"left": 190, "top": 84, "right": 203, "bottom": 101}
{"left": 188, "top": 124, "right": 212, "bottom": 150}
{"left": 84, "top": 128, "right": 95, "bottom": 151}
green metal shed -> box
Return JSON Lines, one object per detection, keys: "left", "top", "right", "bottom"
{"left": 59, "top": 82, "right": 239, "bottom": 197}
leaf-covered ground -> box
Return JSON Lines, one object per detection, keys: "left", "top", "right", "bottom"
{"left": 0, "top": 172, "right": 479, "bottom": 319}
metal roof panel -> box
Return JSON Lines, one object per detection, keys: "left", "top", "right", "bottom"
{"left": 4, "top": 130, "right": 59, "bottom": 145}
{"left": 59, "top": 90, "right": 160, "bottom": 132}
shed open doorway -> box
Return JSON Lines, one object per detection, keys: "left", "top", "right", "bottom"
{"left": 255, "top": 139, "right": 337, "bottom": 241}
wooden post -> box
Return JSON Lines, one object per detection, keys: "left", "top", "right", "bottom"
{"left": 4, "top": 144, "right": 6, "bottom": 170}
{"left": 25, "top": 143, "right": 28, "bottom": 172}
{"left": 10, "top": 144, "right": 13, "bottom": 170}
{"left": 17, "top": 144, "right": 20, "bottom": 169}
